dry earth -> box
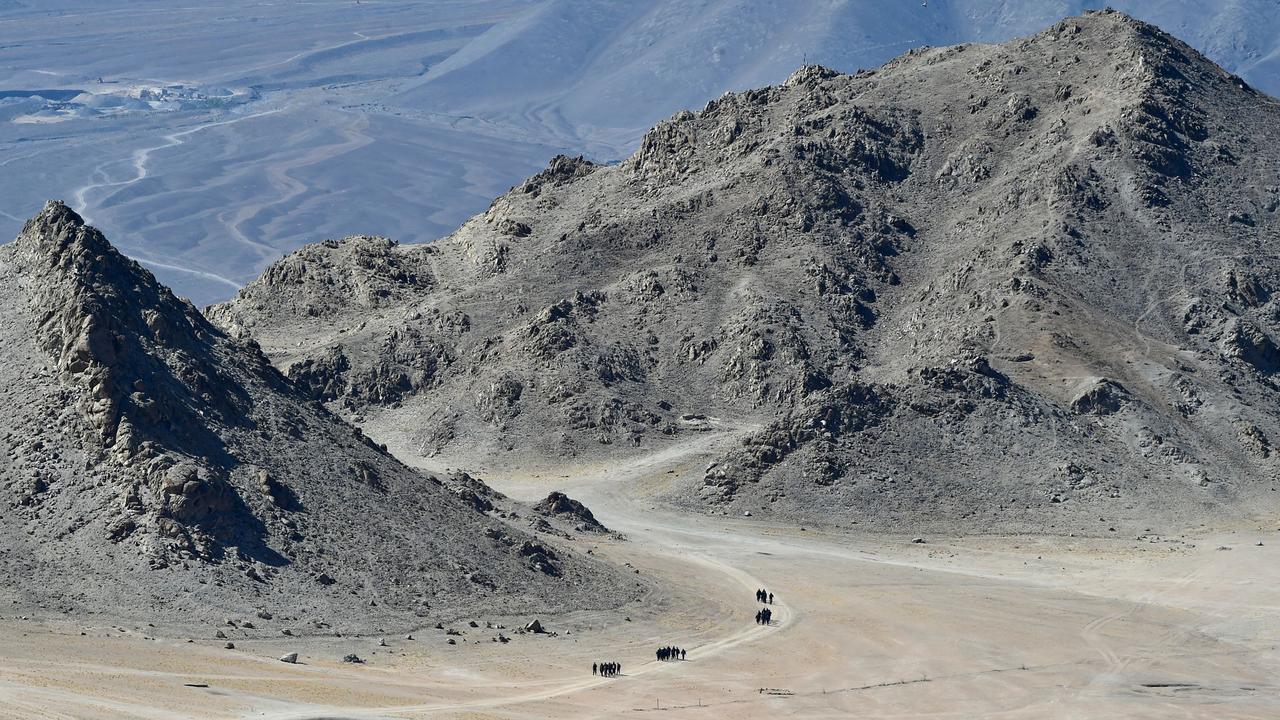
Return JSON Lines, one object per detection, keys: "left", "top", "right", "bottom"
{"left": 1, "top": 430, "right": 1276, "bottom": 719}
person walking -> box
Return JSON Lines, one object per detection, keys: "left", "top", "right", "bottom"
{"left": 768, "top": 592, "right": 774, "bottom": 604}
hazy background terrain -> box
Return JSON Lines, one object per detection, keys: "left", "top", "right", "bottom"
{"left": 1, "top": 0, "right": 1277, "bottom": 304}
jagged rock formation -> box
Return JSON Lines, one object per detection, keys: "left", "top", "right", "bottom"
{"left": 212, "top": 11, "right": 1280, "bottom": 533}
{"left": 0, "top": 202, "right": 632, "bottom": 623}
{"left": 534, "top": 492, "right": 610, "bottom": 533}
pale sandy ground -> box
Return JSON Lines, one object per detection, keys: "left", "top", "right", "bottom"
{"left": 1, "top": 435, "right": 1277, "bottom": 719}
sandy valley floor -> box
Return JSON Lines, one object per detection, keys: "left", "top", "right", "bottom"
{"left": 1, "top": 436, "right": 1277, "bottom": 719}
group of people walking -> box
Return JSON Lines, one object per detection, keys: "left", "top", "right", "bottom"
{"left": 657, "top": 646, "right": 686, "bottom": 661}
{"left": 754, "top": 588, "right": 777, "bottom": 625}
{"left": 593, "top": 661, "right": 621, "bottom": 677}
{"left": 590, "top": 587, "right": 782, "bottom": 679}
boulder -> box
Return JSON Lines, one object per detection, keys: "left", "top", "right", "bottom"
{"left": 533, "top": 491, "right": 609, "bottom": 533}
{"left": 279, "top": 652, "right": 298, "bottom": 664}
{"left": 1070, "top": 378, "right": 1130, "bottom": 415}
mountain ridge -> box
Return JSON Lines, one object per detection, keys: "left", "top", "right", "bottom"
{"left": 206, "top": 10, "right": 1278, "bottom": 533}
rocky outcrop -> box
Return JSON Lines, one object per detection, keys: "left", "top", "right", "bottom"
{"left": 533, "top": 492, "right": 609, "bottom": 533}
{"left": 1070, "top": 379, "right": 1131, "bottom": 416}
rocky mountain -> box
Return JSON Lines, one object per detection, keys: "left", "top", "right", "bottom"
{"left": 211, "top": 11, "right": 1280, "bottom": 533}
{"left": 0, "top": 202, "right": 631, "bottom": 624}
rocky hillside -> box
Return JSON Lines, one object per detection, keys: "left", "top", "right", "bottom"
{"left": 211, "top": 11, "right": 1280, "bottom": 533}
{"left": 0, "top": 202, "right": 632, "bottom": 624}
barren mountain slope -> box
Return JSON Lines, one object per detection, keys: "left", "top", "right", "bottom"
{"left": 212, "top": 11, "right": 1280, "bottom": 533}
{"left": 0, "top": 202, "right": 632, "bottom": 625}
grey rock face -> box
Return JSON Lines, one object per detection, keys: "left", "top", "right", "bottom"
{"left": 212, "top": 11, "right": 1280, "bottom": 532}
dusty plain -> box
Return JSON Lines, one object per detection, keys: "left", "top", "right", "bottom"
{"left": 2, "top": 432, "right": 1276, "bottom": 719}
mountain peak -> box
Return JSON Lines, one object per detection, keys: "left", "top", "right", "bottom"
{"left": 28, "top": 198, "right": 83, "bottom": 228}
{"left": 784, "top": 64, "right": 842, "bottom": 88}
{"left": 18, "top": 200, "right": 112, "bottom": 267}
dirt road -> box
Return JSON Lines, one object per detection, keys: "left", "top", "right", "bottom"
{"left": 1, "top": 435, "right": 1277, "bottom": 718}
